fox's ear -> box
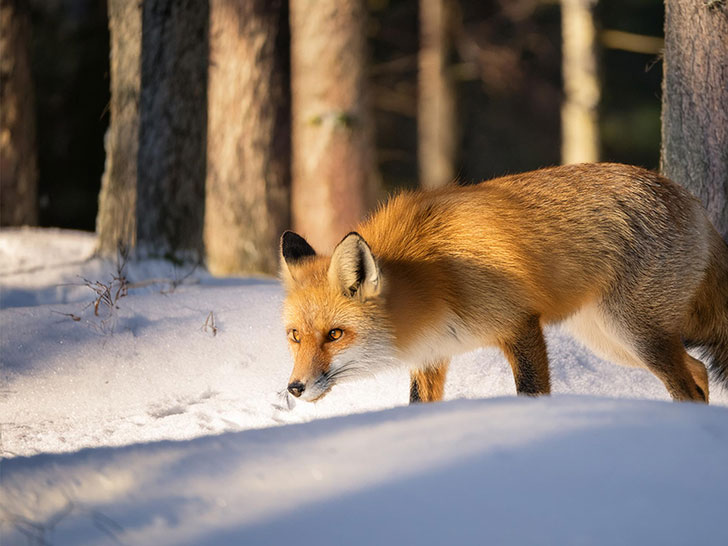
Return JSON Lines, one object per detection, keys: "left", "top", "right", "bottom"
{"left": 328, "top": 232, "right": 381, "bottom": 299}
{"left": 280, "top": 231, "right": 316, "bottom": 283}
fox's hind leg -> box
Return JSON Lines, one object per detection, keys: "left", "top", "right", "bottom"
{"left": 565, "top": 305, "right": 709, "bottom": 402}
{"left": 602, "top": 291, "right": 707, "bottom": 402}
{"left": 498, "top": 315, "right": 551, "bottom": 396}
{"left": 603, "top": 299, "right": 707, "bottom": 402}
{"left": 410, "top": 360, "right": 449, "bottom": 403}
{"left": 631, "top": 333, "right": 708, "bottom": 402}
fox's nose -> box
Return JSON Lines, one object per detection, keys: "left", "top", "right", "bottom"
{"left": 288, "top": 381, "right": 305, "bottom": 398}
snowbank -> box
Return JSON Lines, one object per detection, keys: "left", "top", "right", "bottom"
{"left": 3, "top": 397, "right": 727, "bottom": 545}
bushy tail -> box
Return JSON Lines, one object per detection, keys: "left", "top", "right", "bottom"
{"left": 685, "top": 229, "right": 728, "bottom": 388}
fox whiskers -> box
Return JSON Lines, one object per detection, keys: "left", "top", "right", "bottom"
{"left": 325, "top": 360, "right": 372, "bottom": 383}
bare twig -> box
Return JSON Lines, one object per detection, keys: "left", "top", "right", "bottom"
{"left": 51, "top": 310, "right": 82, "bottom": 322}
{"left": 125, "top": 262, "right": 200, "bottom": 294}
{"left": 161, "top": 262, "right": 200, "bottom": 294}
{"left": 202, "top": 311, "right": 218, "bottom": 337}
{"left": 60, "top": 241, "right": 130, "bottom": 334}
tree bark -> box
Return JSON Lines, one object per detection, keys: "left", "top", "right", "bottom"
{"left": 204, "top": 0, "right": 290, "bottom": 275}
{"left": 290, "top": 0, "right": 377, "bottom": 252}
{"left": 561, "top": 0, "right": 600, "bottom": 164}
{"left": 0, "top": 0, "right": 38, "bottom": 226}
{"left": 661, "top": 0, "right": 728, "bottom": 240}
{"left": 96, "top": 0, "right": 142, "bottom": 253}
{"left": 136, "top": 0, "right": 209, "bottom": 260}
{"left": 418, "top": 0, "right": 456, "bottom": 189}
{"left": 97, "top": 0, "right": 208, "bottom": 259}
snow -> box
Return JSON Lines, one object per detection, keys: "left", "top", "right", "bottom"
{"left": 1, "top": 228, "right": 727, "bottom": 545}
{"left": 4, "top": 397, "right": 728, "bottom": 546}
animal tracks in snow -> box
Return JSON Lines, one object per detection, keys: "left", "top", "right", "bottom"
{"left": 146, "top": 389, "right": 219, "bottom": 420}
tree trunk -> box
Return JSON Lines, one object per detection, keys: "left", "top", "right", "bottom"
{"left": 204, "top": 0, "right": 290, "bottom": 275}
{"left": 290, "top": 0, "right": 377, "bottom": 252}
{"left": 136, "top": 0, "right": 209, "bottom": 260}
{"left": 96, "top": 0, "right": 142, "bottom": 253}
{"left": 0, "top": 0, "right": 38, "bottom": 226}
{"left": 661, "top": 0, "right": 728, "bottom": 240}
{"left": 561, "top": 0, "right": 600, "bottom": 164}
{"left": 97, "top": 0, "right": 208, "bottom": 260}
{"left": 418, "top": 0, "right": 456, "bottom": 189}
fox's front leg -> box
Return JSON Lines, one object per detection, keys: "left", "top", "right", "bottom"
{"left": 409, "top": 359, "right": 449, "bottom": 403}
{"left": 498, "top": 315, "right": 551, "bottom": 396}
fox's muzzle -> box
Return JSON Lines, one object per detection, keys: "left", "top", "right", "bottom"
{"left": 286, "top": 373, "right": 334, "bottom": 402}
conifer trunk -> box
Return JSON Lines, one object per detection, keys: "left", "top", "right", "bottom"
{"left": 204, "top": 0, "right": 290, "bottom": 275}
{"left": 96, "top": 0, "right": 141, "bottom": 253}
{"left": 661, "top": 0, "right": 728, "bottom": 240}
{"left": 0, "top": 0, "right": 38, "bottom": 226}
{"left": 418, "top": 0, "right": 456, "bottom": 189}
{"left": 136, "top": 0, "right": 209, "bottom": 259}
{"left": 561, "top": 0, "right": 600, "bottom": 164}
{"left": 290, "top": 0, "right": 377, "bottom": 252}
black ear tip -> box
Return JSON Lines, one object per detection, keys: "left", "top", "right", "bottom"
{"left": 339, "top": 231, "right": 374, "bottom": 254}
{"left": 281, "top": 230, "right": 302, "bottom": 246}
{"left": 280, "top": 230, "right": 296, "bottom": 245}
{"left": 281, "top": 231, "right": 316, "bottom": 262}
{"left": 339, "top": 231, "right": 366, "bottom": 246}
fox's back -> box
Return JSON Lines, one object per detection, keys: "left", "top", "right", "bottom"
{"left": 358, "top": 163, "right": 708, "bottom": 323}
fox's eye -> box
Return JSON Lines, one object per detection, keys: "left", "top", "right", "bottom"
{"left": 327, "top": 328, "right": 343, "bottom": 341}
{"left": 289, "top": 329, "right": 301, "bottom": 343}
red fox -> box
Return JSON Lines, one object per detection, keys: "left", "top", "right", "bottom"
{"left": 280, "top": 163, "right": 728, "bottom": 404}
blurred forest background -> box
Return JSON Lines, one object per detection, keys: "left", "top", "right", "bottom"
{"left": 1, "top": 0, "right": 726, "bottom": 274}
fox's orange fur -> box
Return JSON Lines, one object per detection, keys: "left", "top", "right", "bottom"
{"left": 280, "top": 163, "right": 728, "bottom": 404}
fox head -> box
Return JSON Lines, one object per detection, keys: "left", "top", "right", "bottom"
{"left": 279, "top": 231, "right": 394, "bottom": 402}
